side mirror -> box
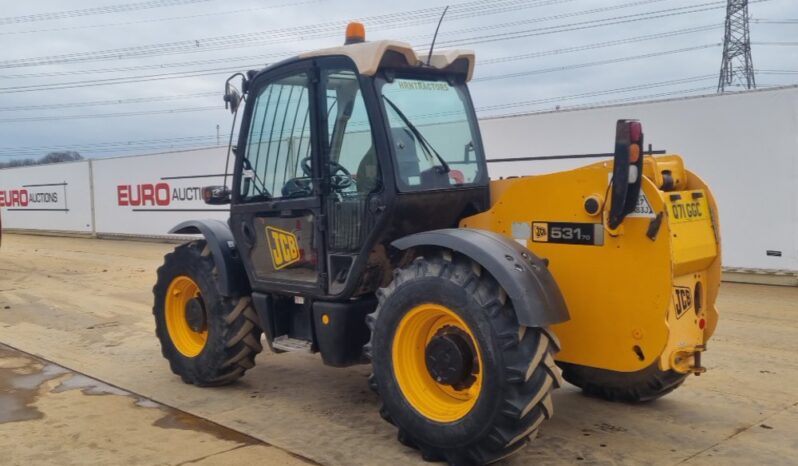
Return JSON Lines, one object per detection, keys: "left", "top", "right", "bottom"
{"left": 223, "top": 85, "right": 241, "bottom": 114}
{"left": 202, "top": 186, "right": 231, "bottom": 205}
{"left": 608, "top": 119, "right": 644, "bottom": 230}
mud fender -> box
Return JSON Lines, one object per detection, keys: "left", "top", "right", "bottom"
{"left": 169, "top": 219, "right": 249, "bottom": 297}
{"left": 392, "top": 228, "right": 569, "bottom": 327}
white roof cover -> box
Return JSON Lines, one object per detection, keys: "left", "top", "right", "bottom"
{"left": 298, "top": 40, "right": 475, "bottom": 81}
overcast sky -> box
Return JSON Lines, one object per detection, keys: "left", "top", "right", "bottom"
{"left": 0, "top": 0, "right": 795, "bottom": 160}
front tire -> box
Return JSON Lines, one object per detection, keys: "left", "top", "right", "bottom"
{"left": 366, "top": 253, "right": 562, "bottom": 465}
{"left": 153, "top": 240, "right": 263, "bottom": 386}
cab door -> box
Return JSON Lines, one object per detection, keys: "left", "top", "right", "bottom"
{"left": 317, "top": 58, "right": 385, "bottom": 296}
{"left": 230, "top": 61, "right": 326, "bottom": 296}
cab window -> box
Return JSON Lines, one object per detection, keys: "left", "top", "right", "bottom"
{"left": 324, "top": 69, "right": 380, "bottom": 194}
{"left": 379, "top": 77, "right": 485, "bottom": 191}
{"left": 240, "top": 72, "right": 312, "bottom": 201}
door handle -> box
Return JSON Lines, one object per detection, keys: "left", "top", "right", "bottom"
{"left": 240, "top": 221, "right": 256, "bottom": 249}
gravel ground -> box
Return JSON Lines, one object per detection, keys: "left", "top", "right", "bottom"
{"left": 0, "top": 233, "right": 796, "bottom": 465}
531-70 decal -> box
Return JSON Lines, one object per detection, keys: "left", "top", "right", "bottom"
{"left": 532, "top": 222, "right": 604, "bottom": 246}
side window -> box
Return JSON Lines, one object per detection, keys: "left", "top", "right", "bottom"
{"left": 241, "top": 72, "right": 312, "bottom": 201}
{"left": 323, "top": 69, "right": 379, "bottom": 194}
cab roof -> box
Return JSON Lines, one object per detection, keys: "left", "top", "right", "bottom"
{"left": 298, "top": 40, "right": 475, "bottom": 81}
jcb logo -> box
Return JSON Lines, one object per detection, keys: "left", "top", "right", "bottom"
{"left": 532, "top": 222, "right": 549, "bottom": 242}
{"left": 673, "top": 286, "right": 693, "bottom": 318}
{"left": 266, "top": 226, "right": 300, "bottom": 270}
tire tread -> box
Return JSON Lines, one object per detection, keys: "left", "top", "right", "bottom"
{"left": 367, "top": 252, "right": 560, "bottom": 465}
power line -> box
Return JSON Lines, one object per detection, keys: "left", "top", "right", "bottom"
{"left": 0, "top": 142, "right": 223, "bottom": 157}
{"left": 435, "top": 0, "right": 745, "bottom": 47}
{"left": 0, "top": 26, "right": 724, "bottom": 112}
{"left": 3, "top": 8, "right": 710, "bottom": 81}
{"left": 0, "top": 52, "right": 728, "bottom": 123}
{"left": 475, "top": 44, "right": 721, "bottom": 82}
{"left": 475, "top": 75, "right": 717, "bottom": 112}
{"left": 4, "top": 0, "right": 735, "bottom": 73}
{"left": 0, "top": 0, "right": 318, "bottom": 36}
{"left": 0, "top": 51, "right": 290, "bottom": 79}
{"left": 0, "top": 0, "right": 213, "bottom": 25}
{"left": 0, "top": 135, "right": 232, "bottom": 157}
{"left": 752, "top": 18, "right": 798, "bottom": 24}
{"left": 0, "top": 42, "right": 720, "bottom": 97}
{"left": 0, "top": 67, "right": 240, "bottom": 94}
{"left": 0, "top": 22, "right": 722, "bottom": 95}
{"left": 0, "top": 0, "right": 645, "bottom": 78}
{"left": 0, "top": 92, "right": 218, "bottom": 112}
{"left": 0, "top": 106, "right": 221, "bottom": 124}
{"left": 0, "top": 82, "right": 724, "bottom": 157}
{"left": 0, "top": 134, "right": 229, "bottom": 152}
{"left": 486, "top": 86, "right": 719, "bottom": 118}
{"left": 752, "top": 41, "right": 798, "bottom": 46}
{"left": 0, "top": 0, "right": 568, "bottom": 69}
{"left": 0, "top": 7, "right": 734, "bottom": 93}
{"left": 404, "top": 0, "right": 675, "bottom": 44}
{"left": 480, "top": 25, "right": 719, "bottom": 65}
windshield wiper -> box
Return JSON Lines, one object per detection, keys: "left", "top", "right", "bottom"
{"left": 383, "top": 96, "right": 450, "bottom": 174}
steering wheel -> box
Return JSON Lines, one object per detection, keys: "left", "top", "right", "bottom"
{"left": 329, "top": 161, "right": 353, "bottom": 190}
{"left": 300, "top": 157, "right": 354, "bottom": 190}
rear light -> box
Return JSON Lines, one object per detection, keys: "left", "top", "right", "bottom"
{"left": 608, "top": 119, "right": 645, "bottom": 229}
{"left": 628, "top": 165, "right": 639, "bottom": 183}
{"left": 698, "top": 318, "right": 706, "bottom": 330}
{"left": 629, "top": 143, "right": 640, "bottom": 163}
{"left": 629, "top": 121, "right": 642, "bottom": 144}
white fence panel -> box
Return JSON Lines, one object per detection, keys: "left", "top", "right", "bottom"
{"left": 1, "top": 87, "right": 796, "bottom": 272}
{"left": 480, "top": 86, "right": 798, "bottom": 271}
{"left": 91, "top": 148, "right": 229, "bottom": 237}
{"left": 0, "top": 161, "right": 93, "bottom": 233}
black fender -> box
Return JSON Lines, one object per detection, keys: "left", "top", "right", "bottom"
{"left": 392, "top": 228, "right": 570, "bottom": 328}
{"left": 169, "top": 219, "right": 249, "bottom": 297}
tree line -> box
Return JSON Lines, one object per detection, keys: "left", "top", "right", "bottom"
{"left": 0, "top": 151, "right": 83, "bottom": 169}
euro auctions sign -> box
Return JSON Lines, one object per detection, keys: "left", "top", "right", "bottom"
{"left": 90, "top": 148, "right": 230, "bottom": 236}
{"left": 116, "top": 182, "right": 204, "bottom": 207}
{"left": 0, "top": 183, "right": 68, "bottom": 211}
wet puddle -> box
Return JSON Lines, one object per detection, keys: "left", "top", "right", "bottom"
{"left": 0, "top": 343, "right": 257, "bottom": 446}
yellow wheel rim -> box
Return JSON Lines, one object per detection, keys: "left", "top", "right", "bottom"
{"left": 165, "top": 275, "right": 208, "bottom": 357}
{"left": 392, "top": 303, "right": 483, "bottom": 422}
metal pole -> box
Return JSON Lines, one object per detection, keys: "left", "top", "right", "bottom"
{"left": 87, "top": 159, "right": 97, "bottom": 238}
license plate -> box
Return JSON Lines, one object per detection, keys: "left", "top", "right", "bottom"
{"left": 669, "top": 192, "right": 709, "bottom": 223}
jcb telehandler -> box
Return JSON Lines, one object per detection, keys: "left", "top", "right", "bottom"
{"left": 153, "top": 23, "right": 721, "bottom": 465}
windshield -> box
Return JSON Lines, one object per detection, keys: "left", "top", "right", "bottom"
{"left": 379, "top": 77, "right": 485, "bottom": 191}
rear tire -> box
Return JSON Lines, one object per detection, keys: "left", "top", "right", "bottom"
{"left": 559, "top": 361, "right": 687, "bottom": 402}
{"left": 366, "top": 253, "right": 562, "bottom": 465}
{"left": 153, "top": 240, "right": 263, "bottom": 386}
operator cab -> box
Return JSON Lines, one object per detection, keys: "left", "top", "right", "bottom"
{"left": 224, "top": 25, "right": 490, "bottom": 300}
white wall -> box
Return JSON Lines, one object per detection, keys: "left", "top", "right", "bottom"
{"left": 0, "top": 161, "right": 93, "bottom": 233}
{"left": 480, "top": 86, "right": 798, "bottom": 271}
{"left": 1, "top": 87, "right": 796, "bottom": 270}
{"left": 91, "top": 148, "right": 229, "bottom": 236}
